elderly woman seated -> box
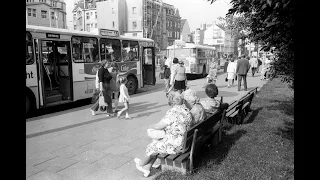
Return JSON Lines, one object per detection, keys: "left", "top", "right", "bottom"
{"left": 134, "top": 91, "right": 193, "bottom": 177}
{"left": 182, "top": 88, "right": 207, "bottom": 127}
{"left": 200, "top": 84, "right": 228, "bottom": 115}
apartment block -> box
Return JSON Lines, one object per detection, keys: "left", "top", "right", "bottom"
{"left": 26, "top": 0, "right": 67, "bottom": 29}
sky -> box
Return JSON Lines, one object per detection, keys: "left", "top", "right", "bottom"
{"left": 64, "top": 0, "right": 231, "bottom": 31}
{"left": 163, "top": 0, "right": 232, "bottom": 30}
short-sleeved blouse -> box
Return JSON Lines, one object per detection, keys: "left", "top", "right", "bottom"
{"left": 200, "top": 98, "right": 221, "bottom": 114}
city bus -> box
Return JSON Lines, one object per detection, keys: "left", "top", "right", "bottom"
{"left": 166, "top": 43, "right": 217, "bottom": 77}
{"left": 26, "top": 25, "right": 156, "bottom": 116}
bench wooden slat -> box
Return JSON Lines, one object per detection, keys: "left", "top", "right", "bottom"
{"left": 174, "top": 152, "right": 190, "bottom": 164}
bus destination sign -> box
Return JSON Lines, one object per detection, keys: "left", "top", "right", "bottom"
{"left": 46, "top": 33, "right": 60, "bottom": 39}
{"left": 99, "top": 29, "right": 119, "bottom": 37}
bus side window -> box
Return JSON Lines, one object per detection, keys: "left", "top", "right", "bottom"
{"left": 100, "top": 38, "right": 121, "bottom": 63}
{"left": 122, "top": 40, "right": 138, "bottom": 62}
{"left": 26, "top": 32, "right": 34, "bottom": 65}
{"left": 72, "top": 36, "right": 98, "bottom": 63}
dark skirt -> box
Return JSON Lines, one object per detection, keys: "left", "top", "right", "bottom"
{"left": 174, "top": 80, "right": 186, "bottom": 90}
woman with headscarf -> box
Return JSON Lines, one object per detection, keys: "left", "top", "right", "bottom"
{"left": 134, "top": 91, "right": 193, "bottom": 177}
{"left": 182, "top": 88, "right": 206, "bottom": 127}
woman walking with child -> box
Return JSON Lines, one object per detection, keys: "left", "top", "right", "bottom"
{"left": 117, "top": 77, "right": 132, "bottom": 119}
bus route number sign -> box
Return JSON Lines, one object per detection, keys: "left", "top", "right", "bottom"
{"left": 100, "top": 29, "right": 119, "bottom": 37}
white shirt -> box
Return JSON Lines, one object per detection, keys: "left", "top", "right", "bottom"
{"left": 249, "top": 58, "right": 258, "bottom": 68}
{"left": 227, "top": 61, "right": 237, "bottom": 73}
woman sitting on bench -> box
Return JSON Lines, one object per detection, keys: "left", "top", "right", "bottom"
{"left": 134, "top": 91, "right": 193, "bottom": 177}
{"left": 201, "top": 84, "right": 229, "bottom": 116}
{"left": 182, "top": 88, "right": 207, "bottom": 127}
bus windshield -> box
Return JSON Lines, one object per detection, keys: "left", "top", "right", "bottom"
{"left": 167, "top": 48, "right": 196, "bottom": 58}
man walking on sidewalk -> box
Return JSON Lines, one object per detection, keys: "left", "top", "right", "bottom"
{"left": 236, "top": 55, "right": 251, "bottom": 91}
{"left": 249, "top": 55, "right": 258, "bottom": 77}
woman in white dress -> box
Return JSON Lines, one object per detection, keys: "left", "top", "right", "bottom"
{"left": 226, "top": 58, "right": 237, "bottom": 88}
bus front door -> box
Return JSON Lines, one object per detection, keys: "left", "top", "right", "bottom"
{"left": 142, "top": 47, "right": 156, "bottom": 86}
{"left": 38, "top": 40, "right": 73, "bottom": 106}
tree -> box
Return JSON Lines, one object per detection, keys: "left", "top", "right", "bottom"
{"left": 216, "top": 14, "right": 251, "bottom": 57}
{"left": 208, "top": 0, "right": 295, "bottom": 88}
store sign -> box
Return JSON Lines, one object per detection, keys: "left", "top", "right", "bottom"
{"left": 99, "top": 29, "right": 119, "bottom": 37}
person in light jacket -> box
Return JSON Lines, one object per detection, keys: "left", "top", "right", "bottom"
{"left": 249, "top": 55, "right": 258, "bottom": 77}
{"left": 227, "top": 57, "right": 237, "bottom": 88}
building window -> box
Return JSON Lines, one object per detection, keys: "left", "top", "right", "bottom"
{"left": 112, "top": 21, "right": 115, "bottom": 28}
{"left": 86, "top": 24, "right": 90, "bottom": 32}
{"left": 91, "top": 12, "right": 93, "bottom": 16}
{"left": 112, "top": 8, "right": 115, "bottom": 14}
{"left": 95, "top": 12, "right": 97, "bottom": 19}
{"left": 41, "top": 10, "right": 47, "bottom": 18}
{"left": 132, "top": 7, "right": 136, "bottom": 14}
{"left": 51, "top": 12, "right": 55, "bottom": 19}
{"left": 132, "top": 21, "right": 137, "bottom": 29}
{"left": 91, "top": 23, "right": 93, "bottom": 28}
{"left": 74, "top": 25, "right": 76, "bottom": 30}
{"left": 133, "top": 33, "right": 137, "bottom": 37}
{"left": 32, "top": 9, "right": 36, "bottom": 17}
{"left": 27, "top": 8, "right": 32, "bottom": 16}
{"left": 95, "top": 23, "right": 97, "bottom": 28}
{"left": 86, "top": 12, "right": 89, "bottom": 19}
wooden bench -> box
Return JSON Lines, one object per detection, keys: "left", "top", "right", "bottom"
{"left": 151, "top": 105, "right": 226, "bottom": 174}
{"left": 225, "top": 87, "right": 258, "bottom": 124}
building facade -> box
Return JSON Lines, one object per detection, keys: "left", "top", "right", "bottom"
{"left": 72, "top": 0, "right": 97, "bottom": 32}
{"left": 26, "top": 0, "right": 67, "bottom": 29}
{"left": 96, "top": 0, "right": 126, "bottom": 34}
{"left": 180, "top": 19, "right": 192, "bottom": 42}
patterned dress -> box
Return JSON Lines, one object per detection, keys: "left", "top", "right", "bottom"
{"left": 190, "top": 104, "right": 207, "bottom": 127}
{"left": 200, "top": 98, "right": 221, "bottom": 115}
{"left": 146, "top": 104, "right": 193, "bottom": 156}
{"left": 206, "top": 61, "right": 219, "bottom": 83}
{"left": 182, "top": 89, "right": 206, "bottom": 127}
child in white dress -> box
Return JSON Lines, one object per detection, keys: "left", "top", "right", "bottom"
{"left": 117, "top": 77, "right": 132, "bottom": 119}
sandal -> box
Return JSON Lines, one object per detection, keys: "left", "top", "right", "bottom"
{"left": 117, "top": 112, "right": 121, "bottom": 119}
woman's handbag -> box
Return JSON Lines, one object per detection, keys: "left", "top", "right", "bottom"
{"left": 235, "top": 74, "right": 238, "bottom": 81}
{"left": 91, "top": 89, "right": 100, "bottom": 104}
{"left": 98, "top": 92, "right": 108, "bottom": 108}
{"left": 225, "top": 76, "right": 228, "bottom": 82}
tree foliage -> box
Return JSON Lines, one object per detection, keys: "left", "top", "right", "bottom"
{"left": 208, "top": 0, "right": 295, "bottom": 88}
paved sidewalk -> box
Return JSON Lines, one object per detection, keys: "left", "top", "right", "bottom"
{"left": 26, "top": 71, "right": 267, "bottom": 180}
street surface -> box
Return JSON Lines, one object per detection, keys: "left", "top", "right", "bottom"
{"left": 26, "top": 70, "right": 267, "bottom": 180}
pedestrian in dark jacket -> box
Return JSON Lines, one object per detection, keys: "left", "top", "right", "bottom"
{"left": 236, "top": 55, "right": 251, "bottom": 91}
{"left": 98, "top": 60, "right": 114, "bottom": 116}
{"left": 163, "top": 65, "right": 171, "bottom": 92}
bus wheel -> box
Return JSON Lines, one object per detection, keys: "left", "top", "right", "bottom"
{"left": 202, "top": 65, "right": 207, "bottom": 78}
{"left": 126, "top": 76, "right": 137, "bottom": 95}
{"left": 26, "top": 93, "right": 35, "bottom": 117}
